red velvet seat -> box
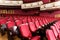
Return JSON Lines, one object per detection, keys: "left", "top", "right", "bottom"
{"left": 0, "top": 16, "right": 57, "bottom": 40}
{"left": 42, "top": 19, "right": 47, "bottom": 25}
{"left": 19, "top": 16, "right": 24, "bottom": 20}
{"left": 51, "top": 26, "right": 58, "bottom": 38}
{"left": 28, "top": 17, "right": 32, "bottom": 22}
{"left": 31, "top": 36, "right": 40, "bottom": 40}
{"left": 19, "top": 23, "right": 32, "bottom": 38}
{"left": 0, "top": 19, "right": 7, "bottom": 30}
{"left": 31, "top": 18, "right": 35, "bottom": 22}
{"left": 14, "top": 17, "right": 19, "bottom": 20}
{"left": 29, "top": 22, "right": 37, "bottom": 32}
{"left": 55, "top": 23, "right": 60, "bottom": 29}
{"left": 58, "top": 33, "right": 60, "bottom": 40}
{"left": 35, "top": 20, "right": 41, "bottom": 29}
{"left": 39, "top": 20, "right": 44, "bottom": 26}
{"left": 44, "top": 18, "right": 49, "bottom": 24}
{"left": 15, "top": 20, "right": 22, "bottom": 26}
{"left": 19, "top": 23, "right": 40, "bottom": 40}
{"left": 7, "top": 18, "right": 14, "bottom": 22}
{"left": 54, "top": 24, "right": 60, "bottom": 33}
{"left": 23, "top": 0, "right": 40, "bottom": 3}
{"left": 42, "top": 0, "right": 51, "bottom": 3}
{"left": 7, "top": 21, "right": 15, "bottom": 29}
{"left": 46, "top": 29, "right": 56, "bottom": 40}
{"left": 0, "top": 19, "right": 7, "bottom": 25}
{"left": 22, "top": 18, "right": 27, "bottom": 23}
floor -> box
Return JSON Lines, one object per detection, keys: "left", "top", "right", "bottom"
{"left": 0, "top": 32, "right": 21, "bottom": 40}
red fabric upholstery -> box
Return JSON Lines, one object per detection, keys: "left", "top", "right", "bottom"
{"left": 0, "top": 19, "right": 7, "bottom": 24}
{"left": 19, "top": 23, "right": 41, "bottom": 40}
{"left": 15, "top": 20, "right": 22, "bottom": 26}
{"left": 7, "top": 21, "right": 15, "bottom": 29}
{"left": 46, "top": 29, "right": 56, "bottom": 40}
{"left": 14, "top": 17, "right": 19, "bottom": 20}
{"left": 23, "top": 18, "right": 27, "bottom": 23}
{"left": 54, "top": 24, "right": 60, "bottom": 33}
{"left": 35, "top": 20, "right": 40, "bottom": 29}
{"left": 58, "top": 33, "right": 60, "bottom": 40}
{"left": 42, "top": 19, "right": 47, "bottom": 25}
{"left": 19, "top": 23, "right": 32, "bottom": 38}
{"left": 23, "top": 0, "right": 40, "bottom": 3}
{"left": 28, "top": 17, "right": 31, "bottom": 22}
{"left": 39, "top": 20, "right": 44, "bottom": 26}
{"left": 31, "top": 36, "right": 40, "bottom": 40}
{"left": 29, "top": 22, "right": 37, "bottom": 32}
{"left": 44, "top": 18, "right": 49, "bottom": 24}
{"left": 31, "top": 18, "right": 35, "bottom": 22}
{"left": 42, "top": 0, "right": 50, "bottom": 4}
{"left": 51, "top": 26, "right": 58, "bottom": 38}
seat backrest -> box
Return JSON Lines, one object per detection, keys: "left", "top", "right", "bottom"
{"left": 58, "top": 33, "right": 60, "bottom": 40}
{"left": 54, "top": 24, "right": 60, "bottom": 33}
{"left": 31, "top": 36, "right": 40, "bottom": 40}
{"left": 15, "top": 20, "right": 22, "bottom": 26}
{"left": 51, "top": 26, "right": 58, "bottom": 38}
{"left": 35, "top": 20, "right": 40, "bottom": 29}
{"left": 39, "top": 20, "right": 44, "bottom": 26}
{"left": 31, "top": 18, "right": 35, "bottom": 22}
{"left": 42, "top": 0, "right": 50, "bottom": 4}
{"left": 29, "top": 22, "right": 37, "bottom": 32}
{"left": 7, "top": 21, "right": 15, "bottom": 29}
{"left": 23, "top": 0, "right": 40, "bottom": 3}
{"left": 0, "top": 19, "right": 7, "bottom": 24}
{"left": 46, "top": 29, "right": 56, "bottom": 40}
{"left": 42, "top": 19, "right": 47, "bottom": 25}
{"left": 22, "top": 18, "right": 27, "bottom": 23}
{"left": 19, "top": 23, "right": 32, "bottom": 38}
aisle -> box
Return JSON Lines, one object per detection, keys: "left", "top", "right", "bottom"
{"left": 0, "top": 32, "right": 21, "bottom": 40}
{"left": 0, "top": 33, "right": 2, "bottom": 40}
{"left": 2, "top": 32, "right": 8, "bottom": 40}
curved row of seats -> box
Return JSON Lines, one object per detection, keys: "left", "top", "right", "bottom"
{"left": 0, "top": 16, "right": 57, "bottom": 40}
{"left": 23, "top": 0, "right": 53, "bottom": 3}
{"left": 46, "top": 21, "right": 60, "bottom": 40}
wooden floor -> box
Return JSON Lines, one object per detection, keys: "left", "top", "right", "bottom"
{"left": 0, "top": 32, "right": 21, "bottom": 40}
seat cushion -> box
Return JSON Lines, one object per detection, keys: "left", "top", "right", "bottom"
{"left": 31, "top": 36, "right": 40, "bottom": 40}
{"left": 29, "top": 22, "right": 37, "bottom": 32}
{"left": 19, "top": 23, "right": 32, "bottom": 38}
{"left": 46, "top": 29, "right": 56, "bottom": 40}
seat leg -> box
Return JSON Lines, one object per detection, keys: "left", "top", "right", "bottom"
{"left": 7, "top": 30, "right": 14, "bottom": 40}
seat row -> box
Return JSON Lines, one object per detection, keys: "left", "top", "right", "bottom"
{"left": 46, "top": 21, "right": 60, "bottom": 40}
{"left": 23, "top": 0, "right": 52, "bottom": 3}
{"left": 0, "top": 16, "right": 54, "bottom": 27}
{"left": 0, "top": 16, "right": 57, "bottom": 40}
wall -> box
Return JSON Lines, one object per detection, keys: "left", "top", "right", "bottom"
{"left": 40, "top": 10, "right": 60, "bottom": 18}
{"left": 0, "top": 8, "right": 40, "bottom": 15}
